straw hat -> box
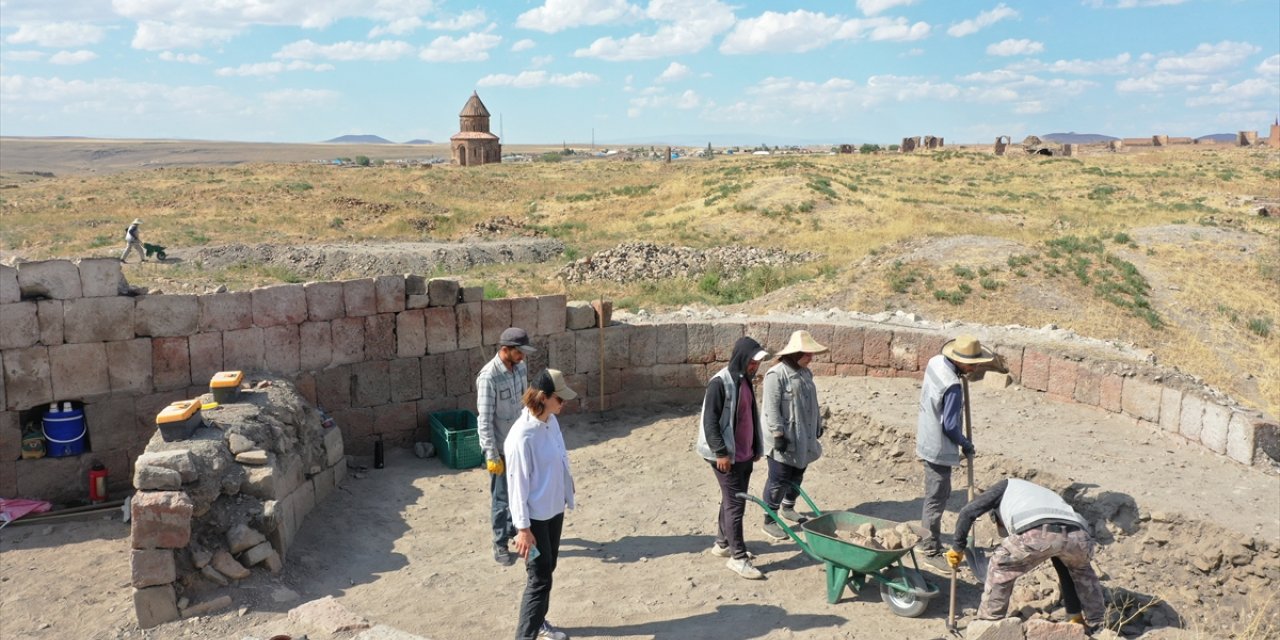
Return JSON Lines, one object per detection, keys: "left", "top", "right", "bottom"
{"left": 131, "top": 218, "right": 143, "bottom": 225}
{"left": 941, "top": 335, "right": 995, "bottom": 365}
{"left": 776, "top": 330, "right": 828, "bottom": 357}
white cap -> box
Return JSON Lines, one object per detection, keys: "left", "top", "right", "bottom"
{"left": 751, "top": 349, "right": 769, "bottom": 361}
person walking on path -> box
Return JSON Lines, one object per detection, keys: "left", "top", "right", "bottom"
{"left": 915, "top": 335, "right": 994, "bottom": 557}
{"left": 697, "top": 335, "right": 770, "bottom": 579}
{"left": 477, "top": 327, "right": 536, "bottom": 566}
{"left": 760, "top": 330, "right": 827, "bottom": 541}
{"left": 946, "top": 478, "right": 1106, "bottom": 633}
{"left": 507, "top": 369, "right": 579, "bottom": 640}
{"left": 120, "top": 218, "right": 145, "bottom": 263}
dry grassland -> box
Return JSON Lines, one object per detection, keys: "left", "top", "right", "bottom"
{"left": 1, "top": 145, "right": 1277, "bottom": 416}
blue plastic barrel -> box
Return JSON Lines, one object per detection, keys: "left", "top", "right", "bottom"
{"left": 43, "top": 406, "right": 86, "bottom": 457}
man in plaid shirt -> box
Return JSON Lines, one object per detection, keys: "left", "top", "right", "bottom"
{"left": 476, "top": 327, "right": 535, "bottom": 565}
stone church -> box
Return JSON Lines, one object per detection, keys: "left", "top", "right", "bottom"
{"left": 450, "top": 91, "right": 501, "bottom": 166}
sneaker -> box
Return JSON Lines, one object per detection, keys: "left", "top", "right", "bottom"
{"left": 779, "top": 506, "right": 805, "bottom": 523}
{"left": 761, "top": 521, "right": 787, "bottom": 541}
{"left": 918, "top": 539, "right": 943, "bottom": 557}
{"left": 726, "top": 557, "right": 764, "bottom": 580}
{"left": 494, "top": 544, "right": 515, "bottom": 566}
{"left": 708, "top": 543, "right": 732, "bottom": 557}
{"left": 537, "top": 621, "right": 569, "bottom": 640}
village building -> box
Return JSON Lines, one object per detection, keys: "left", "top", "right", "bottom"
{"left": 450, "top": 91, "right": 501, "bottom": 167}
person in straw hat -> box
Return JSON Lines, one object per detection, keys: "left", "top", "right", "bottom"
{"left": 120, "top": 218, "right": 145, "bottom": 263}
{"left": 915, "top": 335, "right": 996, "bottom": 557}
{"left": 760, "top": 330, "right": 828, "bottom": 542}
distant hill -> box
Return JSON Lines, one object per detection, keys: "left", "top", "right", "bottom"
{"left": 403, "top": 139, "right": 434, "bottom": 145}
{"left": 1196, "top": 133, "right": 1236, "bottom": 143}
{"left": 1041, "top": 132, "right": 1119, "bottom": 144}
{"left": 324, "top": 135, "right": 393, "bottom": 144}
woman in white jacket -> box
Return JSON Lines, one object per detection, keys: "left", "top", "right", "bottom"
{"left": 505, "top": 369, "right": 578, "bottom": 640}
{"left": 760, "top": 330, "right": 827, "bottom": 541}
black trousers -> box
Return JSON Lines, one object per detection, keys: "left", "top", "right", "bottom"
{"left": 710, "top": 459, "right": 753, "bottom": 559}
{"left": 515, "top": 512, "right": 564, "bottom": 640}
{"left": 763, "top": 457, "right": 807, "bottom": 522}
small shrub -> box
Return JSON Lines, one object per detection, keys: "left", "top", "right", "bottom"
{"left": 1248, "top": 317, "right": 1272, "bottom": 338}
{"left": 329, "top": 217, "right": 345, "bottom": 229}
{"left": 1112, "top": 232, "right": 1131, "bottom": 244}
{"left": 483, "top": 282, "right": 508, "bottom": 299}
{"left": 980, "top": 277, "right": 999, "bottom": 290}
{"left": 952, "top": 265, "right": 975, "bottom": 279}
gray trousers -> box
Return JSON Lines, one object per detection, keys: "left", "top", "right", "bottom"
{"left": 121, "top": 240, "right": 145, "bottom": 263}
{"left": 921, "top": 461, "right": 952, "bottom": 547}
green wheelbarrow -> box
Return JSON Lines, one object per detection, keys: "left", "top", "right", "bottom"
{"left": 738, "top": 486, "right": 940, "bottom": 617}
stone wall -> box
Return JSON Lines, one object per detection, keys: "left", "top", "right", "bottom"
{"left": 2, "top": 261, "right": 1275, "bottom": 507}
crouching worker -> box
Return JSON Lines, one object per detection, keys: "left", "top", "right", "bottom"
{"left": 946, "top": 478, "right": 1105, "bottom": 633}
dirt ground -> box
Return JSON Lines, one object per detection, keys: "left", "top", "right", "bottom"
{"left": 1, "top": 376, "right": 1277, "bottom": 640}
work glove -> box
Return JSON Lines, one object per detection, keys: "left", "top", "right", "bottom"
{"left": 486, "top": 458, "right": 505, "bottom": 475}
{"left": 773, "top": 434, "right": 789, "bottom": 453}
{"left": 945, "top": 549, "right": 964, "bottom": 569}
{"left": 961, "top": 442, "right": 975, "bottom": 457}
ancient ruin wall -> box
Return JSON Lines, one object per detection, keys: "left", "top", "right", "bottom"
{"left": 2, "top": 260, "right": 1276, "bottom": 508}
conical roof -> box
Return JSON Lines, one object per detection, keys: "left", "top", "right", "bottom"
{"left": 460, "top": 91, "right": 490, "bottom": 117}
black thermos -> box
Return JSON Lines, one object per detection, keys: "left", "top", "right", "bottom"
{"left": 374, "top": 436, "right": 385, "bottom": 469}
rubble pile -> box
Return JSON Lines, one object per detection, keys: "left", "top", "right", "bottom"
{"left": 838, "top": 522, "right": 921, "bottom": 550}
{"left": 467, "top": 215, "right": 544, "bottom": 238}
{"left": 558, "top": 241, "right": 819, "bottom": 284}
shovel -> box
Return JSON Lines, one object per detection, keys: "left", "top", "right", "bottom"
{"left": 945, "top": 377, "right": 982, "bottom": 635}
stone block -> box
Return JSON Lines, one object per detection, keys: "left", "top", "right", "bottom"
{"left": 323, "top": 421, "right": 345, "bottom": 467}
{"left": 1254, "top": 420, "right": 1280, "bottom": 465}
{"left": 510, "top": 297, "right": 538, "bottom": 338}
{"left": 315, "top": 366, "right": 351, "bottom": 411}
{"left": 765, "top": 322, "right": 801, "bottom": 359}
{"left": 620, "top": 367, "right": 654, "bottom": 391}
{"left": 395, "top": 310, "right": 425, "bottom": 358}
{"left": 187, "top": 333, "right": 223, "bottom": 385}
{"left": 0, "top": 301, "right": 39, "bottom": 350}
{"left": 3, "top": 346, "right": 52, "bottom": 409}
{"left": 375, "top": 275, "right": 406, "bottom": 313}
{"left": 364, "top": 313, "right": 396, "bottom": 361}
{"left": 454, "top": 302, "right": 481, "bottom": 350}
{"left": 993, "top": 342, "right": 1023, "bottom": 381}
{"left": 1099, "top": 375, "right": 1123, "bottom": 413}
{"left": 863, "top": 329, "right": 891, "bottom": 368}
{"left": 1073, "top": 366, "right": 1101, "bottom": 407}
{"left": 916, "top": 333, "right": 948, "bottom": 370}
{"left": 131, "top": 549, "right": 176, "bottom": 588}
{"left": 836, "top": 364, "right": 868, "bottom": 377}
{"left": 629, "top": 325, "right": 657, "bottom": 367}
{"left": 460, "top": 285, "right": 483, "bottom": 303}
{"left": 809, "top": 362, "right": 836, "bottom": 376}
{"left": 685, "top": 323, "right": 715, "bottom": 363}
{"left": 1226, "top": 412, "right": 1257, "bottom": 465}
{"left": 263, "top": 324, "right": 301, "bottom": 374}
{"left": 1121, "top": 377, "right": 1162, "bottom": 423}
{"left": 0, "top": 264, "right": 19, "bottom": 303}
{"left": 574, "top": 329, "right": 600, "bottom": 375}
{"left": 427, "top": 278, "right": 460, "bottom": 307}
{"left": 605, "top": 325, "right": 630, "bottom": 366}
{"left": 425, "top": 307, "right": 458, "bottom": 354}
{"left": 135, "top": 294, "right": 198, "bottom": 337}
{"left": 151, "top": 337, "right": 191, "bottom": 391}
{"left": 829, "top": 325, "right": 864, "bottom": 365}
{"left": 806, "top": 324, "right": 836, "bottom": 363}
{"left": 889, "top": 331, "right": 920, "bottom": 372}
{"left": 62, "top": 297, "right": 135, "bottom": 344}
{"left": 138, "top": 449, "right": 197, "bottom": 482}
{"left": 1179, "top": 394, "right": 1205, "bottom": 441}
{"left": 535, "top": 295, "right": 566, "bottom": 336}
{"left": 418, "top": 354, "right": 446, "bottom": 399}
{"left": 198, "top": 292, "right": 252, "bottom": 332}
{"left": 227, "top": 522, "right": 268, "bottom": 554}
{"left": 210, "top": 549, "right": 250, "bottom": 580}
{"left": 1021, "top": 349, "right": 1050, "bottom": 391}
{"left": 1047, "top": 358, "right": 1079, "bottom": 400}
{"left": 443, "top": 351, "right": 471, "bottom": 397}
{"left": 252, "top": 284, "right": 307, "bottom": 328}
{"left": 374, "top": 402, "right": 417, "bottom": 437}
{"left": 131, "top": 490, "right": 194, "bottom": 549}
{"left": 481, "top": 299, "right": 511, "bottom": 346}
{"left": 965, "top": 618, "right": 1023, "bottom": 640}
{"left": 134, "top": 584, "right": 179, "bottom": 629}
{"left": 389, "top": 358, "right": 422, "bottom": 403}
{"left": 50, "top": 342, "right": 110, "bottom": 399}
{"left": 713, "top": 325, "right": 745, "bottom": 363}
{"left": 223, "top": 327, "right": 264, "bottom": 372}
{"left": 180, "top": 595, "right": 233, "bottom": 619}
{"left": 404, "top": 274, "right": 426, "bottom": 296}
{"left": 981, "top": 372, "right": 1012, "bottom": 390}
{"left": 1024, "top": 619, "right": 1087, "bottom": 640}
{"left": 76, "top": 258, "right": 125, "bottom": 297}
{"left": 84, "top": 395, "right": 135, "bottom": 452}
{"left": 334, "top": 408, "right": 374, "bottom": 452}
{"left": 1200, "top": 403, "right": 1230, "bottom": 454}
{"left": 331, "top": 317, "right": 365, "bottom": 365}
{"left": 304, "top": 281, "right": 345, "bottom": 321}
{"left": 351, "top": 361, "right": 390, "bottom": 408}
{"left": 653, "top": 323, "right": 686, "bottom": 365}
{"left": 1159, "top": 387, "right": 1182, "bottom": 433}
{"left": 343, "top": 278, "right": 377, "bottom": 317}
{"left": 299, "top": 321, "right": 333, "bottom": 371}
{"left": 406, "top": 294, "right": 430, "bottom": 309}
{"left": 17, "top": 259, "right": 82, "bottom": 299}
{"left": 545, "top": 332, "right": 574, "bottom": 373}
{"left": 563, "top": 301, "right": 594, "bottom": 331}
{"left": 36, "top": 299, "right": 63, "bottom": 345}
{"left": 240, "top": 540, "right": 276, "bottom": 567}
{"left": 134, "top": 465, "right": 182, "bottom": 490}
{"left": 313, "top": 464, "right": 336, "bottom": 503}
{"left": 652, "top": 364, "right": 705, "bottom": 389}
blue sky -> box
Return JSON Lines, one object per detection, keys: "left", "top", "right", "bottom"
{"left": 1, "top": 0, "right": 1277, "bottom": 144}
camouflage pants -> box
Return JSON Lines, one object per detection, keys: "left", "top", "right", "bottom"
{"left": 978, "top": 526, "right": 1105, "bottom": 627}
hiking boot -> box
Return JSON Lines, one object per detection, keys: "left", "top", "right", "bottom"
{"left": 494, "top": 544, "right": 515, "bottom": 566}
{"left": 726, "top": 557, "right": 764, "bottom": 580}
{"left": 761, "top": 520, "right": 787, "bottom": 541}
{"left": 918, "top": 539, "right": 943, "bottom": 557}
{"left": 778, "top": 506, "right": 805, "bottom": 523}
{"left": 537, "top": 621, "right": 569, "bottom": 640}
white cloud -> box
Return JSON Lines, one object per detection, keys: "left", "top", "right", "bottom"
{"left": 113, "top": 0, "right": 441, "bottom": 31}
{"left": 262, "top": 88, "right": 340, "bottom": 107}
{"left": 275, "top": 39, "right": 415, "bottom": 61}
{"left": 516, "top": 0, "right": 642, "bottom": 34}
{"left": 1034, "top": 53, "right": 1133, "bottom": 75}
{"left": 0, "top": 73, "right": 238, "bottom": 117}
{"left": 902, "top": 48, "right": 924, "bottom": 57}
{"left": 3, "top": 50, "right": 46, "bottom": 62}
{"left": 1116, "top": 70, "right": 1207, "bottom": 92}
{"left": 628, "top": 88, "right": 705, "bottom": 116}
{"left": 158, "top": 51, "right": 210, "bottom": 64}
{"left": 657, "top": 62, "right": 691, "bottom": 82}
{"left": 476, "top": 70, "right": 601, "bottom": 88}
{"left": 856, "top": 0, "right": 918, "bottom": 16}
{"left": 1155, "top": 41, "right": 1260, "bottom": 74}
{"left": 1186, "top": 78, "right": 1278, "bottom": 107}
{"left": 511, "top": 39, "right": 537, "bottom": 52}
{"left": 216, "top": 60, "right": 336, "bottom": 77}
{"left": 1083, "top": 0, "right": 1188, "bottom": 8}
{"left": 1259, "top": 54, "right": 1280, "bottom": 77}
{"left": 1013, "top": 100, "right": 1046, "bottom": 114}
{"left": 48, "top": 50, "right": 97, "bottom": 65}
{"left": 370, "top": 10, "right": 487, "bottom": 35}
{"left": 987, "top": 38, "right": 1043, "bottom": 57}
{"left": 720, "top": 11, "right": 929, "bottom": 55}
{"left": 1114, "top": 42, "right": 1263, "bottom": 93}
{"left": 530, "top": 55, "right": 554, "bottom": 67}
{"left": 132, "top": 21, "right": 239, "bottom": 50}
{"left": 368, "top": 17, "right": 424, "bottom": 37}
{"left": 420, "top": 33, "right": 502, "bottom": 62}
{"left": 575, "top": 0, "right": 735, "bottom": 61}
{"left": 947, "top": 4, "right": 1017, "bottom": 37}
{"left": 862, "top": 17, "right": 931, "bottom": 41}
{"left": 5, "top": 22, "right": 105, "bottom": 48}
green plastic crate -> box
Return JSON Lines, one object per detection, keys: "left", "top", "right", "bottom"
{"left": 430, "top": 410, "right": 483, "bottom": 469}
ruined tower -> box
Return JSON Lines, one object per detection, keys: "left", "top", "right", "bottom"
{"left": 450, "top": 91, "right": 501, "bottom": 166}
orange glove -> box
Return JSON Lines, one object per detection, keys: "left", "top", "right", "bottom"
{"left": 945, "top": 549, "right": 963, "bottom": 569}
{"left": 486, "top": 458, "right": 504, "bottom": 475}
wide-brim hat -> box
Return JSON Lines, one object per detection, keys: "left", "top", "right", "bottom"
{"left": 131, "top": 218, "right": 143, "bottom": 225}
{"left": 942, "top": 335, "right": 996, "bottom": 365}
{"left": 532, "top": 368, "right": 578, "bottom": 401}
{"left": 777, "top": 330, "right": 828, "bottom": 357}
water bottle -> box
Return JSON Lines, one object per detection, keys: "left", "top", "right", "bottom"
{"left": 374, "top": 436, "right": 385, "bottom": 469}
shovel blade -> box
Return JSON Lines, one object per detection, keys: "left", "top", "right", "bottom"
{"left": 965, "top": 547, "right": 990, "bottom": 582}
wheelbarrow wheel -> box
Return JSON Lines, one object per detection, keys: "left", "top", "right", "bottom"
{"left": 879, "top": 566, "right": 929, "bottom": 618}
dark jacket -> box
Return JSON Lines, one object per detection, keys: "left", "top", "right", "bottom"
{"left": 697, "top": 336, "right": 764, "bottom": 460}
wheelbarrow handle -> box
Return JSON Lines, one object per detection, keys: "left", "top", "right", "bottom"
{"left": 735, "top": 492, "right": 821, "bottom": 561}
{"left": 787, "top": 482, "right": 824, "bottom": 518}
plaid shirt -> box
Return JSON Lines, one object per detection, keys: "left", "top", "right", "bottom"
{"left": 475, "top": 353, "right": 528, "bottom": 460}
